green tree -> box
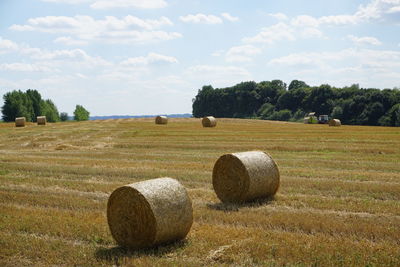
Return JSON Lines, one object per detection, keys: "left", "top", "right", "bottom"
{"left": 257, "top": 103, "right": 275, "bottom": 119}
{"left": 268, "top": 109, "right": 292, "bottom": 121}
{"left": 73, "top": 105, "right": 90, "bottom": 121}
{"left": 41, "top": 100, "right": 60, "bottom": 122}
{"left": 288, "top": 80, "right": 308, "bottom": 91}
{"left": 1, "top": 90, "right": 34, "bottom": 122}
{"left": 331, "top": 106, "right": 344, "bottom": 120}
{"left": 26, "top": 89, "right": 43, "bottom": 120}
{"left": 60, "top": 112, "right": 69, "bottom": 121}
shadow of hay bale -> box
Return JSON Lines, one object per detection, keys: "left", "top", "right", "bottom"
{"left": 95, "top": 239, "right": 188, "bottom": 263}
{"left": 207, "top": 196, "right": 276, "bottom": 212}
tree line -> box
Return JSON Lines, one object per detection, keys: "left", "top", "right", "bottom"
{"left": 1, "top": 89, "right": 90, "bottom": 122}
{"left": 192, "top": 80, "right": 400, "bottom": 126}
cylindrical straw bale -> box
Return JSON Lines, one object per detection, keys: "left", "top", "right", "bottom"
{"left": 155, "top": 115, "right": 168, "bottom": 124}
{"left": 212, "top": 151, "right": 280, "bottom": 203}
{"left": 37, "top": 116, "right": 46, "bottom": 125}
{"left": 329, "top": 119, "right": 341, "bottom": 126}
{"left": 15, "top": 117, "right": 26, "bottom": 127}
{"left": 202, "top": 116, "right": 217, "bottom": 127}
{"left": 107, "top": 177, "right": 193, "bottom": 249}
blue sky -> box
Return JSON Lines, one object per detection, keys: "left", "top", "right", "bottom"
{"left": 0, "top": 0, "right": 399, "bottom": 116}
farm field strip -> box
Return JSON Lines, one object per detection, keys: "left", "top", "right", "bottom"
{"left": 0, "top": 118, "right": 399, "bottom": 266}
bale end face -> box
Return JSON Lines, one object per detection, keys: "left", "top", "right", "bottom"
{"left": 155, "top": 116, "right": 168, "bottom": 124}
{"left": 107, "top": 177, "right": 193, "bottom": 249}
{"left": 202, "top": 116, "right": 217, "bottom": 127}
{"left": 329, "top": 119, "right": 341, "bottom": 126}
{"left": 107, "top": 186, "right": 157, "bottom": 248}
{"left": 15, "top": 117, "right": 26, "bottom": 127}
{"left": 37, "top": 116, "right": 46, "bottom": 125}
{"left": 212, "top": 151, "right": 280, "bottom": 203}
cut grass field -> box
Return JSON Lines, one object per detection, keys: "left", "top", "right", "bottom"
{"left": 0, "top": 118, "right": 399, "bottom": 266}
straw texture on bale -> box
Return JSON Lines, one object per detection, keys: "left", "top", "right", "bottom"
{"left": 107, "top": 177, "right": 193, "bottom": 249}
{"left": 155, "top": 116, "right": 168, "bottom": 125}
{"left": 202, "top": 116, "right": 217, "bottom": 127}
{"left": 329, "top": 119, "right": 341, "bottom": 127}
{"left": 15, "top": 117, "right": 26, "bottom": 127}
{"left": 37, "top": 116, "right": 46, "bottom": 125}
{"left": 212, "top": 151, "right": 280, "bottom": 203}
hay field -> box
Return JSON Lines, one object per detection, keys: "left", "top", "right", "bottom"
{"left": 0, "top": 118, "right": 399, "bottom": 266}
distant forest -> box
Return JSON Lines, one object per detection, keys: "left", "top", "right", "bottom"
{"left": 1, "top": 89, "right": 90, "bottom": 122}
{"left": 192, "top": 80, "right": 400, "bottom": 126}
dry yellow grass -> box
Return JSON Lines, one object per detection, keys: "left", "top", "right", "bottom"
{"left": 0, "top": 118, "right": 399, "bottom": 266}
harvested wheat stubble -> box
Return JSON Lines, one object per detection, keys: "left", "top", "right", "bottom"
{"left": 107, "top": 177, "right": 193, "bottom": 249}
{"left": 155, "top": 115, "right": 168, "bottom": 125}
{"left": 37, "top": 116, "right": 46, "bottom": 125}
{"left": 329, "top": 119, "right": 341, "bottom": 127}
{"left": 202, "top": 116, "right": 217, "bottom": 127}
{"left": 15, "top": 117, "right": 26, "bottom": 127}
{"left": 213, "top": 151, "right": 280, "bottom": 203}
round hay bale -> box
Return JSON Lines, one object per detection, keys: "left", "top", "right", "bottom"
{"left": 15, "top": 117, "right": 26, "bottom": 127}
{"left": 202, "top": 116, "right": 217, "bottom": 127}
{"left": 155, "top": 115, "right": 168, "bottom": 125}
{"left": 329, "top": 119, "right": 341, "bottom": 127}
{"left": 212, "top": 151, "right": 280, "bottom": 203}
{"left": 37, "top": 116, "right": 46, "bottom": 125}
{"left": 107, "top": 177, "right": 193, "bottom": 249}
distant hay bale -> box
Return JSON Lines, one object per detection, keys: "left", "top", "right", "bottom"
{"left": 107, "top": 177, "right": 193, "bottom": 249}
{"left": 212, "top": 151, "right": 280, "bottom": 203}
{"left": 329, "top": 119, "right": 341, "bottom": 127}
{"left": 15, "top": 117, "right": 26, "bottom": 127}
{"left": 155, "top": 115, "right": 168, "bottom": 125}
{"left": 202, "top": 116, "right": 217, "bottom": 127}
{"left": 37, "top": 116, "right": 46, "bottom": 125}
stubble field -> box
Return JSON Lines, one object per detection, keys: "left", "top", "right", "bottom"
{"left": 0, "top": 118, "right": 399, "bottom": 266}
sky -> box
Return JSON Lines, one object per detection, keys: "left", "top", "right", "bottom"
{"left": 0, "top": 0, "right": 400, "bottom": 116}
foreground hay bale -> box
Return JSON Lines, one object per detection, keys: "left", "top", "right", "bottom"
{"left": 329, "top": 119, "right": 341, "bottom": 127}
{"left": 37, "top": 116, "right": 46, "bottom": 125}
{"left": 202, "top": 116, "right": 217, "bottom": 127}
{"left": 15, "top": 117, "right": 26, "bottom": 127}
{"left": 107, "top": 177, "right": 193, "bottom": 249}
{"left": 155, "top": 115, "right": 168, "bottom": 124}
{"left": 212, "top": 151, "right": 280, "bottom": 203}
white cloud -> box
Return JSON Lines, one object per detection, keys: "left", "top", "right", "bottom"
{"left": 386, "top": 5, "right": 400, "bottom": 13}
{"left": 211, "top": 50, "right": 224, "bottom": 57}
{"left": 269, "top": 48, "right": 400, "bottom": 69}
{"left": 120, "top": 52, "right": 178, "bottom": 65}
{"left": 0, "top": 37, "right": 19, "bottom": 53}
{"left": 268, "top": 13, "right": 288, "bottom": 21}
{"left": 0, "top": 63, "right": 52, "bottom": 72}
{"left": 285, "top": 0, "right": 400, "bottom": 32}
{"left": 301, "top": 27, "right": 324, "bottom": 38}
{"left": 348, "top": 35, "right": 382, "bottom": 46}
{"left": 318, "top": 15, "right": 359, "bottom": 25}
{"left": 186, "top": 65, "right": 252, "bottom": 87}
{"left": 291, "top": 15, "right": 320, "bottom": 27}
{"left": 91, "top": 0, "right": 167, "bottom": 9}
{"left": 10, "top": 15, "right": 180, "bottom": 44}
{"left": 179, "top": 14, "right": 223, "bottom": 24}
{"left": 242, "top": 23, "right": 295, "bottom": 44}
{"left": 221, "top": 13, "right": 239, "bottom": 22}
{"left": 0, "top": 38, "right": 111, "bottom": 72}
{"left": 225, "top": 45, "right": 261, "bottom": 62}
{"left": 268, "top": 48, "right": 400, "bottom": 88}
{"left": 41, "top": 0, "right": 168, "bottom": 9}
{"left": 54, "top": 36, "right": 88, "bottom": 46}
{"left": 41, "top": 0, "right": 91, "bottom": 3}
